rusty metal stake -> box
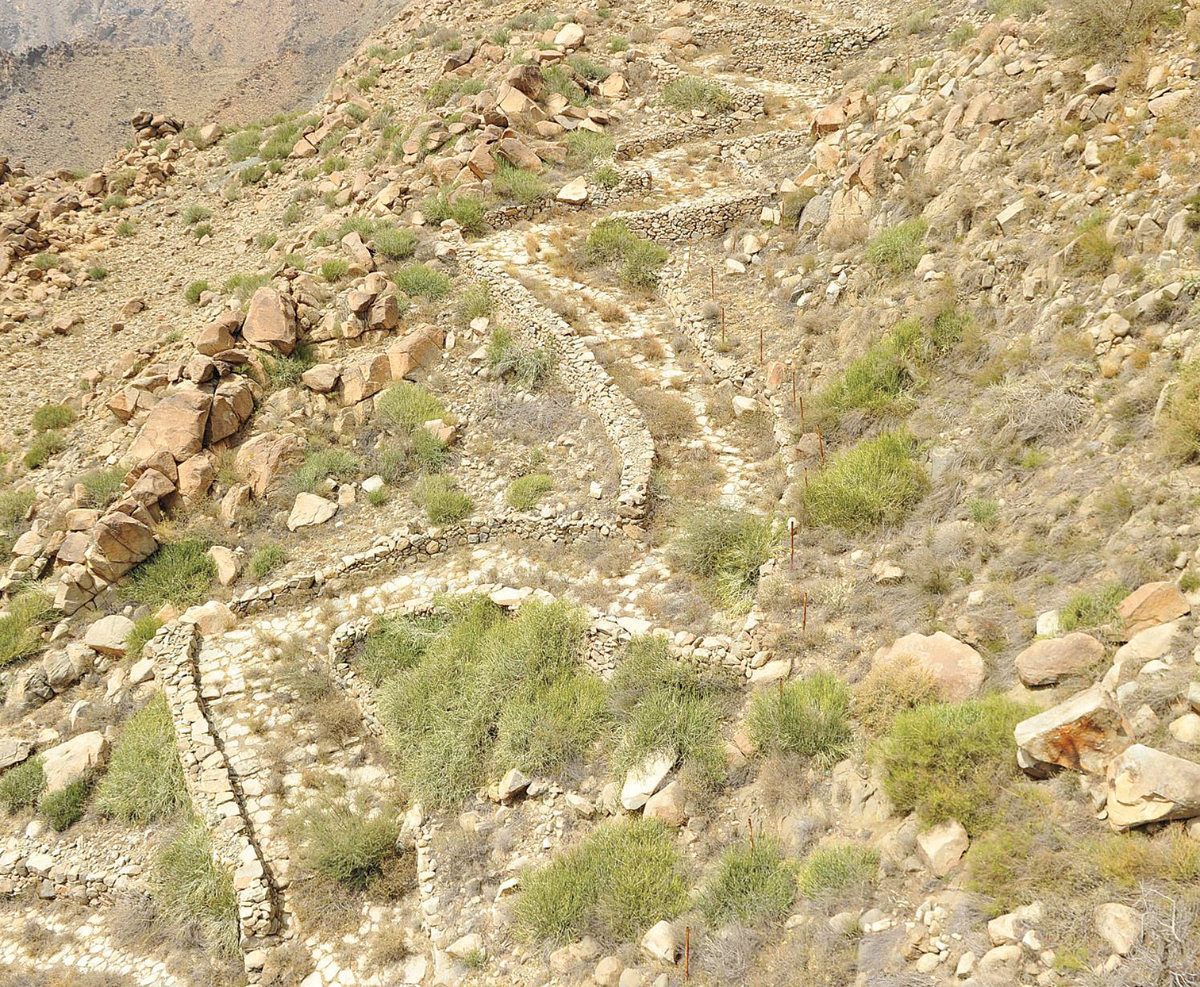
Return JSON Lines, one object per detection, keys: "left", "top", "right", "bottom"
{"left": 748, "top": 816, "right": 756, "bottom": 850}
{"left": 788, "top": 517, "right": 796, "bottom": 569}
{"left": 799, "top": 393, "right": 805, "bottom": 425}
{"left": 802, "top": 592, "right": 809, "bottom": 634}
{"left": 684, "top": 926, "right": 691, "bottom": 981}
{"left": 817, "top": 425, "right": 825, "bottom": 461}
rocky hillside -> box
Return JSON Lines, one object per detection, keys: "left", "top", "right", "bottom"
{"left": 1, "top": 0, "right": 1200, "bottom": 985}
{"left": 0, "top": 0, "right": 405, "bottom": 173}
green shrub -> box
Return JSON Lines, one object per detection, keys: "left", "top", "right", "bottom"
{"left": 87, "top": 266, "right": 109, "bottom": 281}
{"left": 184, "top": 280, "right": 210, "bottom": 304}
{"left": 249, "top": 544, "right": 287, "bottom": 580}
{"left": 292, "top": 447, "right": 361, "bottom": 493}
{"left": 1068, "top": 212, "right": 1116, "bottom": 274}
{"left": 867, "top": 219, "right": 928, "bottom": 274}
{"left": 77, "top": 467, "right": 125, "bottom": 508}
{"left": 1160, "top": 359, "right": 1200, "bottom": 462}
{"left": 747, "top": 672, "right": 852, "bottom": 763}
{"left": 608, "top": 36, "right": 630, "bottom": 52}
{"left": 31, "top": 253, "right": 63, "bottom": 271}
{"left": 566, "top": 130, "right": 615, "bottom": 167}
{"left": 125, "top": 615, "right": 163, "bottom": 662}
{"left": 151, "top": 817, "right": 240, "bottom": 958}
{"left": 661, "top": 77, "right": 734, "bottom": 113}
{"left": 96, "top": 695, "right": 187, "bottom": 822}
{"left": 493, "top": 161, "right": 548, "bottom": 206}
{"left": 541, "top": 64, "right": 587, "bottom": 105}
{"left": 376, "top": 598, "right": 604, "bottom": 806}
{"left": 568, "top": 56, "right": 607, "bottom": 80}
{"left": 585, "top": 219, "right": 636, "bottom": 264}
{"left": 515, "top": 818, "right": 688, "bottom": 943}
{"left": 609, "top": 636, "right": 728, "bottom": 784}
{"left": 852, "top": 655, "right": 938, "bottom": 736}
{"left": 412, "top": 474, "right": 473, "bottom": 524}
{"left": 583, "top": 219, "right": 667, "bottom": 288}
{"left": 699, "top": 838, "right": 795, "bottom": 926}
{"left": 448, "top": 195, "right": 489, "bottom": 236}
{"left": 357, "top": 611, "right": 448, "bottom": 687}
{"left": 620, "top": 239, "right": 668, "bottom": 289}
{"left": 672, "top": 508, "right": 774, "bottom": 613}
{"left": 321, "top": 258, "right": 350, "bottom": 282}
{"left": 395, "top": 263, "right": 451, "bottom": 300}
{"left": 592, "top": 164, "right": 620, "bottom": 189}
{"left": 486, "top": 328, "right": 553, "bottom": 389}
{"left": 875, "top": 695, "right": 1035, "bottom": 835}
{"left": 1056, "top": 0, "right": 1173, "bottom": 57}
{"left": 796, "top": 843, "right": 879, "bottom": 901}
{"left": 39, "top": 779, "right": 90, "bottom": 831}
{"left": 263, "top": 347, "right": 316, "bottom": 391}
{"left": 373, "top": 227, "right": 418, "bottom": 261}
{"left": 0, "top": 590, "right": 55, "bottom": 667}
{"left": 110, "top": 168, "right": 138, "bottom": 193}
{"left": 0, "top": 757, "right": 45, "bottom": 813}
{"left": 377, "top": 383, "right": 447, "bottom": 432}
{"left": 24, "top": 430, "right": 66, "bottom": 469}
{"left": 801, "top": 431, "right": 928, "bottom": 531}
{"left": 0, "top": 489, "right": 34, "bottom": 531}
{"left": 507, "top": 473, "right": 553, "bottom": 510}
{"left": 183, "top": 204, "right": 211, "bottom": 226}
{"left": 34, "top": 401, "right": 76, "bottom": 432}
{"left": 223, "top": 272, "right": 269, "bottom": 302}
{"left": 815, "top": 316, "right": 924, "bottom": 421}
{"left": 103, "top": 194, "right": 128, "bottom": 211}
{"left": 115, "top": 218, "right": 136, "bottom": 237}
{"left": 296, "top": 800, "right": 400, "bottom": 889}
{"left": 225, "top": 128, "right": 263, "bottom": 162}
{"left": 123, "top": 539, "right": 216, "bottom": 609}
{"left": 457, "top": 283, "right": 492, "bottom": 324}
{"left": 1059, "top": 583, "right": 1126, "bottom": 634}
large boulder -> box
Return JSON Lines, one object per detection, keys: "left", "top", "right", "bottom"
{"left": 234, "top": 433, "right": 306, "bottom": 498}
{"left": 128, "top": 388, "right": 212, "bottom": 463}
{"left": 1094, "top": 903, "right": 1142, "bottom": 956}
{"left": 916, "top": 819, "right": 969, "bottom": 877}
{"left": 84, "top": 614, "right": 135, "bottom": 657}
{"left": 1106, "top": 744, "right": 1200, "bottom": 831}
{"left": 205, "top": 378, "right": 255, "bottom": 445}
{"left": 1014, "top": 632, "right": 1104, "bottom": 686}
{"left": 0, "top": 738, "right": 32, "bottom": 771}
{"left": 85, "top": 511, "right": 158, "bottom": 582}
{"left": 241, "top": 287, "right": 296, "bottom": 356}
{"left": 1014, "top": 684, "right": 1130, "bottom": 777}
{"left": 387, "top": 327, "right": 444, "bottom": 381}
{"left": 41, "top": 732, "right": 108, "bottom": 792}
{"left": 873, "top": 631, "right": 984, "bottom": 702}
{"left": 620, "top": 750, "right": 675, "bottom": 810}
{"left": 287, "top": 493, "right": 338, "bottom": 531}
{"left": 1117, "top": 581, "right": 1189, "bottom": 638}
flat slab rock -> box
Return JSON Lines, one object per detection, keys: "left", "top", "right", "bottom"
{"left": 1014, "top": 683, "right": 1130, "bottom": 777}
{"left": 1014, "top": 632, "right": 1104, "bottom": 686}
{"left": 1106, "top": 743, "right": 1200, "bottom": 831}
{"left": 873, "top": 631, "right": 984, "bottom": 702}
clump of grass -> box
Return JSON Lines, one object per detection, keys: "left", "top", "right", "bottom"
{"left": 184, "top": 280, "right": 210, "bottom": 304}
{"left": 95, "top": 696, "right": 187, "bottom": 822}
{"left": 1158, "top": 359, "right": 1200, "bottom": 463}
{"left": 672, "top": 508, "right": 774, "bottom": 613}
{"left": 31, "top": 253, "right": 63, "bottom": 271}
{"left": 77, "top": 466, "right": 125, "bottom": 508}
{"left": 0, "top": 590, "right": 55, "bottom": 667}
{"left": 542, "top": 64, "right": 587, "bottom": 105}
{"left": 1056, "top": 0, "right": 1173, "bottom": 58}
{"left": 0, "top": 489, "right": 34, "bottom": 531}
{"left": 0, "top": 757, "right": 45, "bottom": 813}
{"left": 183, "top": 204, "right": 211, "bottom": 226}
{"left": 867, "top": 219, "right": 928, "bottom": 275}
{"left": 875, "top": 695, "right": 1035, "bottom": 835}
{"left": 24, "top": 430, "right": 66, "bottom": 469}
{"left": 515, "top": 818, "right": 688, "bottom": 944}
{"left": 373, "top": 227, "right": 418, "bottom": 261}
{"left": 486, "top": 328, "right": 553, "bottom": 389}
{"left": 747, "top": 673, "right": 852, "bottom": 763}
{"left": 852, "top": 655, "right": 938, "bottom": 736}
{"left": 394, "top": 263, "right": 451, "bottom": 300}
{"left": 507, "top": 473, "right": 552, "bottom": 510}
{"left": 321, "top": 258, "right": 350, "bottom": 282}
{"left": 592, "top": 164, "right": 620, "bottom": 188}
{"left": 796, "top": 843, "right": 879, "bottom": 901}
{"left": 151, "top": 817, "right": 240, "bottom": 958}
{"left": 412, "top": 474, "right": 473, "bottom": 523}
{"left": 33, "top": 405, "right": 77, "bottom": 437}
{"left": 115, "top": 218, "right": 136, "bottom": 237}
{"left": 583, "top": 219, "right": 667, "bottom": 289}
{"left": 699, "top": 838, "right": 795, "bottom": 926}
{"left": 457, "top": 283, "right": 492, "bottom": 324}
{"left": 661, "top": 77, "right": 734, "bottom": 113}
{"left": 376, "top": 598, "right": 604, "bottom": 806}
{"left": 493, "top": 161, "right": 548, "bottom": 206}
{"left": 1067, "top": 211, "right": 1116, "bottom": 274}
{"left": 376, "top": 383, "right": 447, "bottom": 433}
{"left": 122, "top": 539, "right": 216, "bottom": 609}
{"left": 103, "top": 194, "right": 128, "bottom": 210}
{"left": 223, "top": 272, "right": 269, "bottom": 303}
{"left": 609, "top": 636, "right": 728, "bottom": 784}
{"left": 263, "top": 347, "right": 316, "bottom": 391}
{"left": 39, "top": 779, "right": 89, "bottom": 831}
{"left": 357, "top": 611, "right": 447, "bottom": 687}
{"left": 225, "top": 128, "right": 263, "bottom": 162}
{"left": 450, "top": 196, "right": 489, "bottom": 236}
{"left": 295, "top": 799, "right": 400, "bottom": 889}
{"left": 125, "top": 615, "right": 162, "bottom": 661}
{"left": 292, "top": 447, "right": 361, "bottom": 493}
{"left": 87, "top": 265, "right": 109, "bottom": 281}
{"left": 800, "top": 431, "right": 928, "bottom": 532}
{"left": 566, "top": 130, "right": 614, "bottom": 167}
{"left": 1058, "top": 583, "right": 1126, "bottom": 634}
{"left": 249, "top": 544, "right": 287, "bottom": 580}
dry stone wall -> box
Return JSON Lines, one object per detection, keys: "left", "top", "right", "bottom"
{"left": 612, "top": 187, "right": 774, "bottom": 242}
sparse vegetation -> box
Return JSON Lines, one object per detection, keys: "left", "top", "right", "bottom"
{"left": 876, "top": 695, "right": 1034, "bottom": 835}
{"left": 1056, "top": 0, "right": 1174, "bottom": 57}
{"left": 492, "top": 161, "right": 547, "bottom": 205}
{"left": 0, "top": 757, "right": 45, "bottom": 813}
{"left": 249, "top": 544, "right": 287, "bottom": 580}
{"left": 506, "top": 473, "right": 553, "bottom": 510}
{"left": 747, "top": 673, "right": 852, "bottom": 763}
{"left": 796, "top": 843, "right": 879, "bottom": 901}
{"left": 295, "top": 799, "right": 400, "bottom": 889}
{"left": 1159, "top": 359, "right": 1200, "bottom": 462}
{"left": 373, "top": 227, "right": 418, "bottom": 261}
{"left": 151, "top": 816, "right": 240, "bottom": 958}
{"left": 0, "top": 589, "right": 55, "bottom": 667}
{"left": 377, "top": 383, "right": 447, "bottom": 433}
{"left": 124, "top": 615, "right": 163, "bottom": 662}
{"left": 699, "top": 838, "right": 795, "bottom": 926}
{"left": 661, "top": 77, "right": 734, "bottom": 114}
{"left": 123, "top": 539, "right": 216, "bottom": 609}
{"left": 184, "top": 279, "right": 210, "bottom": 304}
{"left": 394, "top": 263, "right": 451, "bottom": 300}
{"left": 39, "top": 779, "right": 89, "bottom": 831}
{"left": 32, "top": 403, "right": 73, "bottom": 433}
{"left": 486, "top": 328, "right": 553, "bottom": 389}
{"left": 516, "top": 818, "right": 688, "bottom": 943}
{"left": 24, "top": 430, "right": 66, "bottom": 469}
{"left": 672, "top": 508, "right": 774, "bottom": 613}
{"left": 412, "top": 474, "right": 473, "bottom": 523}
{"left": 96, "top": 696, "right": 187, "bottom": 822}
{"left": 800, "top": 431, "right": 929, "bottom": 531}
{"left": 583, "top": 219, "right": 668, "bottom": 288}
{"left": 867, "top": 219, "right": 928, "bottom": 274}
{"left": 292, "top": 447, "right": 361, "bottom": 493}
